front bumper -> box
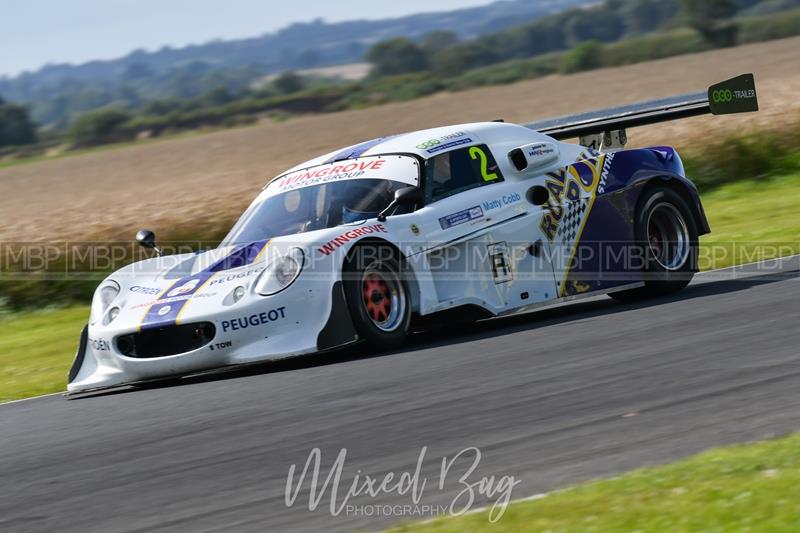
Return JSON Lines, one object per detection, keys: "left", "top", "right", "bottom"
{"left": 67, "top": 280, "right": 356, "bottom": 393}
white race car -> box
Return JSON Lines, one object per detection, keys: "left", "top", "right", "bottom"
{"left": 68, "top": 74, "right": 758, "bottom": 394}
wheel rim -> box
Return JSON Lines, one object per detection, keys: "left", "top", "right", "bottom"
{"left": 361, "top": 263, "right": 406, "bottom": 332}
{"left": 646, "top": 202, "right": 690, "bottom": 271}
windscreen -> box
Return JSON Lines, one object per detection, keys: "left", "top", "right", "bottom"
{"left": 221, "top": 155, "right": 420, "bottom": 246}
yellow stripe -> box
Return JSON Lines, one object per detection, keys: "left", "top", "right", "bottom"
{"left": 559, "top": 155, "right": 605, "bottom": 297}
{"left": 175, "top": 273, "right": 218, "bottom": 325}
{"left": 253, "top": 239, "right": 272, "bottom": 264}
{"left": 137, "top": 282, "right": 179, "bottom": 333}
{"left": 137, "top": 239, "right": 272, "bottom": 330}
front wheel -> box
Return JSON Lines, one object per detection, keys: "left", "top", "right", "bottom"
{"left": 343, "top": 246, "right": 411, "bottom": 348}
{"left": 611, "top": 186, "right": 699, "bottom": 302}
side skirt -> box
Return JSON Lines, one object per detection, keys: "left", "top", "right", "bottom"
{"left": 497, "top": 281, "right": 645, "bottom": 319}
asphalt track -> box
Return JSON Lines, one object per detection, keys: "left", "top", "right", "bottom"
{"left": 2, "top": 256, "right": 799, "bottom": 532}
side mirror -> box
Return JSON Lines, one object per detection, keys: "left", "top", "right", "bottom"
{"left": 136, "top": 229, "right": 162, "bottom": 256}
{"left": 527, "top": 185, "right": 550, "bottom": 207}
{"left": 394, "top": 186, "right": 424, "bottom": 206}
{"left": 378, "top": 187, "right": 423, "bottom": 222}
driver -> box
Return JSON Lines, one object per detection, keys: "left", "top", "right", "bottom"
{"left": 341, "top": 180, "right": 393, "bottom": 223}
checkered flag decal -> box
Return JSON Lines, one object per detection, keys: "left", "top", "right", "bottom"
{"left": 557, "top": 201, "right": 587, "bottom": 243}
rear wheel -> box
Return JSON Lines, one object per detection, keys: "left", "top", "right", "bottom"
{"left": 611, "top": 186, "right": 698, "bottom": 302}
{"left": 343, "top": 246, "right": 411, "bottom": 348}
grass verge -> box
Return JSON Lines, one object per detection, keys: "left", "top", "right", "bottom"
{"left": 391, "top": 433, "right": 800, "bottom": 532}
{"left": 1, "top": 173, "right": 798, "bottom": 402}
{"left": 0, "top": 306, "right": 87, "bottom": 402}
{"left": 698, "top": 173, "right": 800, "bottom": 270}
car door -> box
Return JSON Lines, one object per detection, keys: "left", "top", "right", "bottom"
{"left": 539, "top": 154, "right": 609, "bottom": 298}
{"left": 411, "top": 144, "right": 558, "bottom": 314}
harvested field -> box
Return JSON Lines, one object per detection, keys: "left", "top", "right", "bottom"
{"left": 1, "top": 37, "right": 799, "bottom": 243}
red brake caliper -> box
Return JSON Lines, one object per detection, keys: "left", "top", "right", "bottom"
{"left": 363, "top": 274, "right": 391, "bottom": 323}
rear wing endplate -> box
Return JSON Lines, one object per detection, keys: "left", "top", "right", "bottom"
{"left": 525, "top": 73, "right": 758, "bottom": 150}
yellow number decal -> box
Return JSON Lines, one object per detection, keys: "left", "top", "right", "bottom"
{"left": 469, "top": 147, "right": 499, "bottom": 182}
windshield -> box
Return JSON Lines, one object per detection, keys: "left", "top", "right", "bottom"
{"left": 222, "top": 155, "right": 419, "bottom": 246}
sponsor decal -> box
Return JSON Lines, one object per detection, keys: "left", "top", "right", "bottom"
{"left": 712, "top": 88, "right": 755, "bottom": 104}
{"left": 481, "top": 192, "right": 521, "bottom": 212}
{"left": 193, "top": 292, "right": 217, "bottom": 299}
{"left": 439, "top": 206, "right": 484, "bottom": 230}
{"left": 597, "top": 153, "right": 615, "bottom": 194}
{"left": 221, "top": 307, "right": 287, "bottom": 333}
{"left": 89, "top": 337, "right": 111, "bottom": 351}
{"left": 131, "top": 291, "right": 219, "bottom": 310}
{"left": 426, "top": 138, "right": 473, "bottom": 154}
{"left": 209, "top": 340, "right": 233, "bottom": 351}
{"left": 167, "top": 279, "right": 200, "bottom": 297}
{"left": 439, "top": 205, "right": 483, "bottom": 229}
{"left": 139, "top": 271, "right": 216, "bottom": 329}
{"left": 208, "top": 267, "right": 265, "bottom": 287}
{"left": 269, "top": 156, "right": 419, "bottom": 194}
{"left": 488, "top": 242, "right": 513, "bottom": 284}
{"left": 539, "top": 156, "right": 607, "bottom": 242}
{"left": 707, "top": 74, "right": 758, "bottom": 114}
{"left": 129, "top": 285, "right": 160, "bottom": 295}
{"left": 417, "top": 131, "right": 473, "bottom": 154}
{"left": 527, "top": 143, "right": 556, "bottom": 158}
{"left": 318, "top": 224, "right": 387, "bottom": 256}
{"left": 132, "top": 294, "right": 188, "bottom": 309}
{"left": 277, "top": 159, "right": 386, "bottom": 191}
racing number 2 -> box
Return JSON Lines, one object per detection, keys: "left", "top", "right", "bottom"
{"left": 469, "top": 147, "right": 499, "bottom": 182}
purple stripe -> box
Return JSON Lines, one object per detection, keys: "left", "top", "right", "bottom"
{"left": 209, "top": 240, "right": 268, "bottom": 271}
{"left": 139, "top": 239, "right": 269, "bottom": 330}
{"left": 323, "top": 135, "right": 398, "bottom": 164}
{"left": 141, "top": 270, "right": 216, "bottom": 330}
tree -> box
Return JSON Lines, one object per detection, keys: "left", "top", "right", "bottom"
{"left": 680, "top": 0, "right": 739, "bottom": 46}
{"left": 273, "top": 71, "right": 305, "bottom": 95}
{"left": 0, "top": 99, "right": 37, "bottom": 148}
{"left": 420, "top": 31, "right": 459, "bottom": 54}
{"left": 365, "top": 38, "right": 429, "bottom": 77}
{"left": 202, "top": 87, "right": 236, "bottom": 106}
{"left": 69, "top": 109, "right": 132, "bottom": 147}
{"left": 560, "top": 41, "right": 604, "bottom": 74}
{"left": 430, "top": 43, "right": 492, "bottom": 77}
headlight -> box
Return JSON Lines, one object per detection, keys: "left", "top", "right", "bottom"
{"left": 255, "top": 248, "right": 304, "bottom": 296}
{"left": 90, "top": 281, "right": 120, "bottom": 325}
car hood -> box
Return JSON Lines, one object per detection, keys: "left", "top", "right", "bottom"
{"left": 101, "top": 224, "right": 386, "bottom": 330}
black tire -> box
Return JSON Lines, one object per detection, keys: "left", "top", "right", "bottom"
{"left": 343, "top": 245, "right": 411, "bottom": 348}
{"left": 610, "top": 186, "right": 699, "bottom": 302}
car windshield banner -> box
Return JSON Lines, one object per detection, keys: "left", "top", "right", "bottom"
{"left": 266, "top": 155, "right": 420, "bottom": 195}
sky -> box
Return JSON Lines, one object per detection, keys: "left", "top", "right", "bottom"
{"left": 0, "top": 0, "right": 497, "bottom": 77}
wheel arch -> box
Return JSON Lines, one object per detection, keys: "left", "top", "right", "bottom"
{"left": 343, "top": 237, "right": 421, "bottom": 314}
{"left": 629, "top": 174, "right": 711, "bottom": 236}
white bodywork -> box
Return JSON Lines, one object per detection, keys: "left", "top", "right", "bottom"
{"left": 69, "top": 122, "right": 630, "bottom": 393}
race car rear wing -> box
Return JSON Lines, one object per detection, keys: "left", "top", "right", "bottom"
{"left": 525, "top": 73, "right": 758, "bottom": 150}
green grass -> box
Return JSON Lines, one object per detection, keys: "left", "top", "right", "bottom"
{"left": 0, "top": 173, "right": 798, "bottom": 402}
{"left": 699, "top": 173, "right": 800, "bottom": 270}
{"left": 0, "top": 306, "right": 87, "bottom": 402}
{"left": 391, "top": 433, "right": 800, "bottom": 532}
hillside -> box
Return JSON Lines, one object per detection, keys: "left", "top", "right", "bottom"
{"left": 0, "top": 1, "right": 588, "bottom": 96}
{"left": 1, "top": 36, "right": 798, "bottom": 243}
